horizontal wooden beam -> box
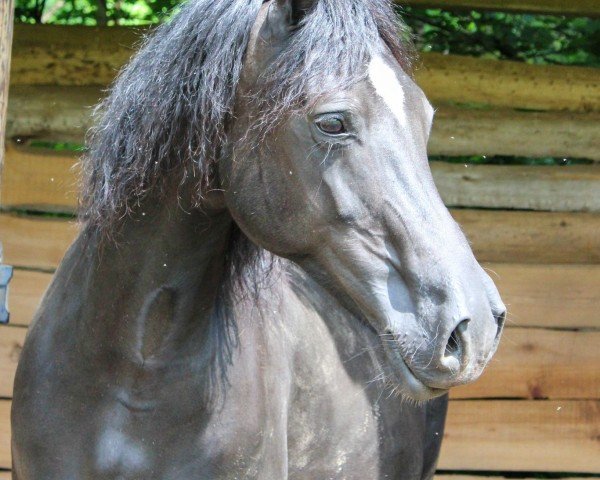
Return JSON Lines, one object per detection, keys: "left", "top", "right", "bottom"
{"left": 2, "top": 322, "right": 597, "bottom": 399}
{"left": 0, "top": 326, "right": 25, "bottom": 397}
{"left": 0, "top": 401, "right": 8, "bottom": 469}
{"left": 0, "top": 214, "right": 78, "bottom": 271}
{"left": 10, "top": 24, "right": 139, "bottom": 87}
{"left": 434, "top": 162, "right": 600, "bottom": 211}
{"left": 439, "top": 400, "right": 600, "bottom": 472}
{"left": 6, "top": 86, "right": 98, "bottom": 144}
{"left": 399, "top": 0, "right": 600, "bottom": 17}
{"left": 8, "top": 270, "right": 49, "bottom": 328}
{"left": 435, "top": 477, "right": 593, "bottom": 480}
{"left": 419, "top": 52, "right": 600, "bottom": 113}
{"left": 451, "top": 209, "right": 600, "bottom": 264}
{"left": 4, "top": 143, "right": 600, "bottom": 213}
{"left": 487, "top": 263, "right": 600, "bottom": 329}
{"left": 451, "top": 328, "right": 600, "bottom": 400}
{"left": 10, "top": 25, "right": 600, "bottom": 113}
{"left": 5, "top": 262, "right": 600, "bottom": 331}
{"left": 1, "top": 399, "right": 598, "bottom": 471}
{"left": 1, "top": 144, "right": 79, "bottom": 211}
{"left": 435, "top": 478, "right": 593, "bottom": 480}
{"left": 429, "top": 106, "right": 600, "bottom": 161}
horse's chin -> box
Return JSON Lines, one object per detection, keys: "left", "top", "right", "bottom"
{"left": 381, "top": 341, "right": 448, "bottom": 402}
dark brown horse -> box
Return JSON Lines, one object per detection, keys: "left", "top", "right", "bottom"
{"left": 12, "top": 0, "right": 506, "bottom": 478}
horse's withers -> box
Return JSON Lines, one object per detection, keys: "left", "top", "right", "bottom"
{"left": 222, "top": 0, "right": 506, "bottom": 401}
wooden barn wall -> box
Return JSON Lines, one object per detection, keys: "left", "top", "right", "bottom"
{"left": 0, "top": 1, "right": 599, "bottom": 476}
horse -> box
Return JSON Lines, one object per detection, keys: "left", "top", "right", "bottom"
{"left": 11, "top": 0, "right": 506, "bottom": 478}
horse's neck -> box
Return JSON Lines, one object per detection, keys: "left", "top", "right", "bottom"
{"left": 64, "top": 197, "right": 234, "bottom": 358}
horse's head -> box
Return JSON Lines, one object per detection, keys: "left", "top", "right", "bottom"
{"left": 220, "top": 0, "right": 505, "bottom": 401}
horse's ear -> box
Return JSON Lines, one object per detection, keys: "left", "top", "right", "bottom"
{"left": 276, "top": 0, "right": 316, "bottom": 26}
{"left": 259, "top": 0, "right": 316, "bottom": 50}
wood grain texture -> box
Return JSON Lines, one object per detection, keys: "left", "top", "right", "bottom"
{"left": 0, "top": 214, "right": 78, "bottom": 270}
{"left": 452, "top": 209, "right": 600, "bottom": 264}
{"left": 418, "top": 52, "right": 600, "bottom": 112}
{"left": 490, "top": 263, "right": 600, "bottom": 329}
{"left": 0, "top": 401, "right": 8, "bottom": 470}
{"left": 2, "top": 210, "right": 599, "bottom": 269}
{"left": 1, "top": 399, "right": 598, "bottom": 471}
{"left": 1, "top": 144, "right": 79, "bottom": 211}
{"left": 451, "top": 329, "right": 600, "bottom": 399}
{"left": 1, "top": 323, "right": 596, "bottom": 400}
{"left": 0, "top": 326, "right": 25, "bottom": 398}
{"left": 435, "top": 477, "right": 594, "bottom": 480}
{"left": 429, "top": 106, "right": 600, "bottom": 161}
{"left": 10, "top": 26, "right": 600, "bottom": 112}
{"left": 10, "top": 24, "right": 140, "bottom": 87}
{"left": 8, "top": 270, "right": 49, "bottom": 328}
{"left": 433, "top": 162, "right": 600, "bottom": 212}
{"left": 399, "top": 0, "right": 600, "bottom": 17}
{"left": 6, "top": 86, "right": 99, "bottom": 143}
{"left": 438, "top": 400, "right": 600, "bottom": 472}
{"left": 0, "top": 0, "right": 15, "bottom": 169}
{"left": 4, "top": 143, "right": 600, "bottom": 214}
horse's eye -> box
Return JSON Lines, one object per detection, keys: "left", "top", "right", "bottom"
{"left": 316, "top": 116, "right": 346, "bottom": 135}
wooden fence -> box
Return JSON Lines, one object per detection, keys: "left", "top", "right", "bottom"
{"left": 1, "top": 1, "right": 599, "bottom": 477}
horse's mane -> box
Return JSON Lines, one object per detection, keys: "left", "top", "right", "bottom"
{"left": 80, "top": 0, "right": 414, "bottom": 231}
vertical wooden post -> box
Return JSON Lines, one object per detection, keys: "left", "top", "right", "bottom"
{"left": 0, "top": 0, "right": 15, "bottom": 171}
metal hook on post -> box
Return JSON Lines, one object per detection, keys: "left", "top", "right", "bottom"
{"left": 0, "top": 242, "right": 14, "bottom": 324}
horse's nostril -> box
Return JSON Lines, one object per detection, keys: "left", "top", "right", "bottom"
{"left": 494, "top": 309, "right": 506, "bottom": 341}
{"left": 444, "top": 318, "right": 469, "bottom": 362}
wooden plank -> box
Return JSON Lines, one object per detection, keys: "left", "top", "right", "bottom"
{"left": 439, "top": 400, "right": 600, "bottom": 472}
{"left": 1, "top": 144, "right": 79, "bottom": 211}
{"left": 429, "top": 106, "right": 600, "bottom": 161}
{"left": 0, "top": 471, "right": 10, "bottom": 480}
{"left": 4, "top": 143, "right": 600, "bottom": 213}
{"left": 489, "top": 264, "right": 600, "bottom": 329}
{"left": 399, "top": 0, "right": 600, "bottom": 17}
{"left": 0, "top": 326, "right": 26, "bottom": 398}
{"left": 9, "top": 270, "right": 49, "bottom": 328}
{"left": 1, "top": 322, "right": 596, "bottom": 399}
{"left": 451, "top": 329, "right": 600, "bottom": 399}
{"left": 7, "top": 86, "right": 600, "bottom": 161}
{"left": 418, "top": 52, "right": 600, "bottom": 113}
{"left": 1, "top": 209, "right": 599, "bottom": 269}
{"left": 6, "top": 86, "right": 99, "bottom": 144}
{"left": 435, "top": 477, "right": 594, "bottom": 480}
{"left": 10, "top": 26, "right": 600, "bottom": 113}
{"left": 0, "top": 401, "right": 8, "bottom": 469}
{"left": 0, "top": 215, "right": 78, "bottom": 271}
{"left": 0, "top": 0, "right": 14, "bottom": 169}
{"left": 433, "top": 163, "right": 600, "bottom": 212}
{"left": 10, "top": 24, "right": 141, "bottom": 87}
{"left": 452, "top": 210, "right": 600, "bottom": 265}
{"left": 0, "top": 399, "right": 598, "bottom": 472}
{"left": 434, "top": 472, "right": 600, "bottom": 480}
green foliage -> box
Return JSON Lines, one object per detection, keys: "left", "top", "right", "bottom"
{"left": 401, "top": 7, "right": 600, "bottom": 66}
{"left": 15, "top": 0, "right": 180, "bottom": 25}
